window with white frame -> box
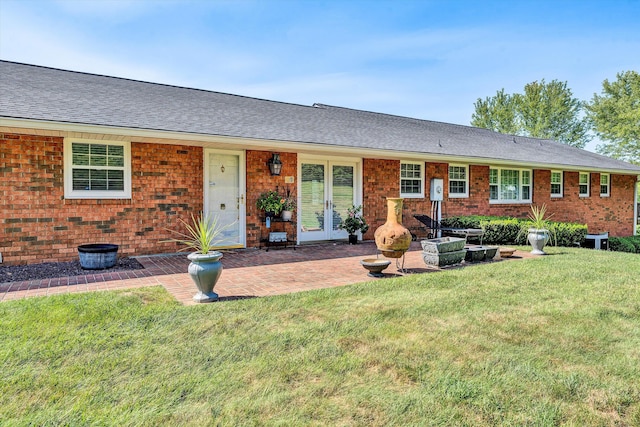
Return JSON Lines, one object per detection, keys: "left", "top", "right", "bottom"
{"left": 448, "top": 164, "right": 468, "bottom": 197}
{"left": 400, "top": 161, "right": 424, "bottom": 198}
{"left": 64, "top": 139, "right": 131, "bottom": 199}
{"left": 550, "top": 171, "right": 563, "bottom": 198}
{"left": 489, "top": 167, "right": 532, "bottom": 203}
{"left": 579, "top": 172, "right": 590, "bottom": 197}
{"left": 600, "top": 173, "right": 610, "bottom": 197}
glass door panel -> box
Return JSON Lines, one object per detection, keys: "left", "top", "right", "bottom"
{"left": 299, "top": 160, "right": 357, "bottom": 242}
{"left": 331, "top": 164, "right": 354, "bottom": 239}
{"left": 300, "top": 162, "right": 326, "bottom": 241}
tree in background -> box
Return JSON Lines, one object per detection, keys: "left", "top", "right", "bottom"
{"left": 470, "top": 89, "right": 519, "bottom": 135}
{"left": 585, "top": 70, "right": 640, "bottom": 165}
{"left": 471, "top": 79, "right": 591, "bottom": 148}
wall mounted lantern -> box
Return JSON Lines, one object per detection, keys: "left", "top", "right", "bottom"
{"left": 268, "top": 153, "right": 283, "bottom": 176}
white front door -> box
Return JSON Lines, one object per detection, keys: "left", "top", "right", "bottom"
{"left": 298, "top": 159, "right": 359, "bottom": 242}
{"left": 204, "top": 149, "right": 246, "bottom": 248}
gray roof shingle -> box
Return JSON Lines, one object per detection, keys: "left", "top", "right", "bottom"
{"left": 1, "top": 60, "right": 639, "bottom": 173}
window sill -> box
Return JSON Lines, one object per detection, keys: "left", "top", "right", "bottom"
{"left": 448, "top": 194, "right": 468, "bottom": 199}
{"left": 489, "top": 200, "right": 532, "bottom": 205}
{"left": 400, "top": 194, "right": 425, "bottom": 199}
{"left": 64, "top": 194, "right": 132, "bottom": 200}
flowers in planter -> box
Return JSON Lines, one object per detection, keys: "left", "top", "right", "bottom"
{"left": 339, "top": 204, "right": 369, "bottom": 235}
{"left": 257, "top": 188, "right": 296, "bottom": 217}
{"left": 281, "top": 197, "right": 296, "bottom": 211}
{"left": 256, "top": 190, "right": 284, "bottom": 215}
{"left": 280, "top": 187, "right": 296, "bottom": 212}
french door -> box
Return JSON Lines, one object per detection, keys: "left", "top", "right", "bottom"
{"left": 298, "top": 159, "right": 359, "bottom": 242}
{"left": 204, "top": 149, "right": 246, "bottom": 248}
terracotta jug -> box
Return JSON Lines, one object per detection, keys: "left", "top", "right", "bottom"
{"left": 374, "top": 198, "right": 412, "bottom": 258}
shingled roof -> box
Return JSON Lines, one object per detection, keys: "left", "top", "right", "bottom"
{"left": 1, "top": 60, "right": 639, "bottom": 174}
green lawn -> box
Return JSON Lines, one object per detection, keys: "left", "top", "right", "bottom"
{"left": 1, "top": 248, "right": 639, "bottom": 426}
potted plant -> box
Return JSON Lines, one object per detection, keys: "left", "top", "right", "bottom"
{"left": 520, "top": 204, "right": 555, "bottom": 255}
{"left": 339, "top": 204, "right": 369, "bottom": 244}
{"left": 164, "top": 212, "right": 232, "bottom": 302}
{"left": 256, "top": 190, "right": 284, "bottom": 217}
{"left": 281, "top": 197, "right": 296, "bottom": 221}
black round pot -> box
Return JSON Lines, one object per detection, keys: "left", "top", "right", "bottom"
{"left": 78, "top": 244, "right": 119, "bottom": 270}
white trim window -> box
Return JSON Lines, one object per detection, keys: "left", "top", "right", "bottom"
{"left": 489, "top": 167, "right": 532, "bottom": 203}
{"left": 579, "top": 172, "right": 590, "bottom": 197}
{"left": 448, "top": 164, "right": 468, "bottom": 198}
{"left": 64, "top": 138, "right": 132, "bottom": 199}
{"left": 600, "top": 173, "right": 610, "bottom": 197}
{"left": 400, "top": 161, "right": 424, "bottom": 198}
{"left": 550, "top": 171, "right": 563, "bottom": 198}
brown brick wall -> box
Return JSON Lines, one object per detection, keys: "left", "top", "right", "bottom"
{"left": 362, "top": 159, "right": 637, "bottom": 240}
{"left": 1, "top": 133, "right": 203, "bottom": 265}
{"left": 362, "top": 159, "right": 398, "bottom": 240}
{"left": 245, "top": 151, "right": 297, "bottom": 247}
{"left": 445, "top": 166, "right": 636, "bottom": 235}
{"left": 1, "top": 132, "right": 636, "bottom": 265}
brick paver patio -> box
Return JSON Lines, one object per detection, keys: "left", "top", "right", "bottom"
{"left": 1, "top": 242, "right": 528, "bottom": 305}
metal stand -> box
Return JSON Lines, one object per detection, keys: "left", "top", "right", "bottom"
{"left": 375, "top": 249, "right": 407, "bottom": 274}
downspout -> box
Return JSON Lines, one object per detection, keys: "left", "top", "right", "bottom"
{"left": 635, "top": 176, "right": 639, "bottom": 236}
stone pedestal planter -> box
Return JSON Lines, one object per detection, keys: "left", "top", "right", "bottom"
{"left": 188, "top": 252, "right": 223, "bottom": 303}
{"left": 528, "top": 229, "right": 550, "bottom": 255}
{"left": 78, "top": 244, "right": 119, "bottom": 270}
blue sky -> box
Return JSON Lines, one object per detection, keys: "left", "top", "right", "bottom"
{"left": 1, "top": 0, "right": 639, "bottom": 152}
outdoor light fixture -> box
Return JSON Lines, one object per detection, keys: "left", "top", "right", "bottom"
{"left": 268, "top": 153, "right": 283, "bottom": 176}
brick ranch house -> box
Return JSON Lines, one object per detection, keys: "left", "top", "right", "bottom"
{"left": 1, "top": 61, "right": 639, "bottom": 266}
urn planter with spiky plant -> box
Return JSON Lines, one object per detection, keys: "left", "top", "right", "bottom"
{"left": 521, "top": 204, "right": 555, "bottom": 255}
{"left": 165, "top": 212, "right": 232, "bottom": 302}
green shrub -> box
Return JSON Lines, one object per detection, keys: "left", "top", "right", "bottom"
{"left": 553, "top": 222, "right": 588, "bottom": 247}
{"left": 442, "top": 216, "right": 507, "bottom": 229}
{"left": 609, "top": 237, "right": 637, "bottom": 253}
{"left": 609, "top": 236, "right": 640, "bottom": 253}
{"left": 479, "top": 219, "right": 522, "bottom": 245}
{"left": 441, "top": 215, "right": 587, "bottom": 247}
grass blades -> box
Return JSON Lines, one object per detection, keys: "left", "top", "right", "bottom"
{"left": 1, "top": 248, "right": 639, "bottom": 425}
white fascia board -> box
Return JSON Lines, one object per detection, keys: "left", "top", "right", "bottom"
{"left": 2, "top": 117, "right": 640, "bottom": 175}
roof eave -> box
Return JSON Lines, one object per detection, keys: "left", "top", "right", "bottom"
{"left": 2, "top": 117, "right": 640, "bottom": 176}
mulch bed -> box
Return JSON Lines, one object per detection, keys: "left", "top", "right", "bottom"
{"left": 0, "top": 258, "right": 145, "bottom": 284}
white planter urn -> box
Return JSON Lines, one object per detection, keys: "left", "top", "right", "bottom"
{"left": 528, "top": 229, "right": 549, "bottom": 255}
{"left": 281, "top": 210, "right": 293, "bottom": 221}
{"left": 187, "top": 251, "right": 223, "bottom": 302}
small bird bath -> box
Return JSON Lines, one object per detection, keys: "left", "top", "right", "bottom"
{"left": 360, "top": 258, "right": 391, "bottom": 277}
